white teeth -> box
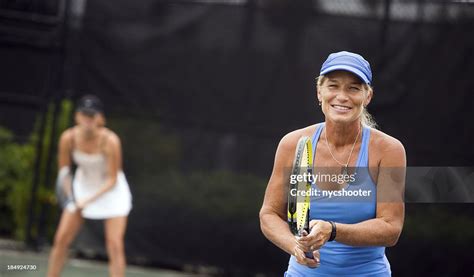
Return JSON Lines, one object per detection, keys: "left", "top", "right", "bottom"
{"left": 332, "top": 105, "right": 350, "bottom": 110}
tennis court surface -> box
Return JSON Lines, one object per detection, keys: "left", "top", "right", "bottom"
{"left": 0, "top": 248, "right": 200, "bottom": 277}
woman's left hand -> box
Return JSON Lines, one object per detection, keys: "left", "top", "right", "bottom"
{"left": 75, "top": 199, "right": 89, "bottom": 210}
{"left": 297, "top": 220, "right": 332, "bottom": 251}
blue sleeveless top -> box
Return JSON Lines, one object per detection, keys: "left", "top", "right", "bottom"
{"left": 285, "top": 123, "right": 391, "bottom": 277}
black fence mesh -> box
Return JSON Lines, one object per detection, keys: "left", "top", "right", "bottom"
{"left": 1, "top": 0, "right": 473, "bottom": 276}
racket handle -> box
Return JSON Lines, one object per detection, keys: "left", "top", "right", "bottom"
{"left": 305, "top": 252, "right": 314, "bottom": 259}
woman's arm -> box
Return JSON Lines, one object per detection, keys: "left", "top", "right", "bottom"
{"left": 333, "top": 138, "right": 406, "bottom": 246}
{"left": 57, "top": 129, "right": 75, "bottom": 200}
{"left": 77, "top": 130, "right": 122, "bottom": 209}
{"left": 299, "top": 137, "right": 406, "bottom": 249}
{"left": 259, "top": 130, "right": 320, "bottom": 267}
{"left": 58, "top": 129, "right": 73, "bottom": 169}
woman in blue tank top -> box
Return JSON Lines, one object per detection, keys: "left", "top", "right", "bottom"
{"left": 259, "top": 51, "right": 406, "bottom": 276}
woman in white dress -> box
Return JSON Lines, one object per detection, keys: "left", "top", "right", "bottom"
{"left": 47, "top": 95, "right": 132, "bottom": 277}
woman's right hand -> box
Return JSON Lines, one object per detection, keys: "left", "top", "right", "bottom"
{"left": 294, "top": 244, "right": 320, "bottom": 268}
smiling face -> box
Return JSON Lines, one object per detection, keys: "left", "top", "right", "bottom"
{"left": 317, "top": 70, "right": 372, "bottom": 125}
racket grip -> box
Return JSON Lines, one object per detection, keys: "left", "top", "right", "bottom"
{"left": 305, "top": 252, "right": 314, "bottom": 259}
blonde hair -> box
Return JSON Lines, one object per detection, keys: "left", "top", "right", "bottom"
{"left": 316, "top": 75, "right": 378, "bottom": 129}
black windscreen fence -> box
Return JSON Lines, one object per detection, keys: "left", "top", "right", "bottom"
{"left": 0, "top": 0, "right": 473, "bottom": 276}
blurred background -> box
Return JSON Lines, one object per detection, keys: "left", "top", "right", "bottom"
{"left": 0, "top": 0, "right": 473, "bottom": 276}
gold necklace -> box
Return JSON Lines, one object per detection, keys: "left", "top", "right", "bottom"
{"left": 324, "top": 125, "right": 361, "bottom": 176}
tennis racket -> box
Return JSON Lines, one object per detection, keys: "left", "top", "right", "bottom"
{"left": 55, "top": 166, "right": 76, "bottom": 212}
{"left": 287, "top": 136, "right": 313, "bottom": 258}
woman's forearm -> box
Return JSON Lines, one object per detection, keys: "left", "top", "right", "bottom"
{"left": 260, "top": 212, "right": 297, "bottom": 255}
{"left": 83, "top": 176, "right": 117, "bottom": 205}
{"left": 334, "top": 218, "right": 402, "bottom": 247}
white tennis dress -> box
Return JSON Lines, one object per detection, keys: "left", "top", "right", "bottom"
{"left": 71, "top": 149, "right": 132, "bottom": 219}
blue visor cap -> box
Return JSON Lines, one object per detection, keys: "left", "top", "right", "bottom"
{"left": 320, "top": 51, "right": 372, "bottom": 84}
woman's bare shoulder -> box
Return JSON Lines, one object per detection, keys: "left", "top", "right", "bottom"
{"left": 102, "top": 128, "right": 121, "bottom": 146}
{"left": 278, "top": 123, "right": 321, "bottom": 151}
{"left": 369, "top": 127, "right": 406, "bottom": 165}
{"left": 370, "top": 128, "right": 405, "bottom": 150}
{"left": 59, "top": 127, "right": 75, "bottom": 143}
